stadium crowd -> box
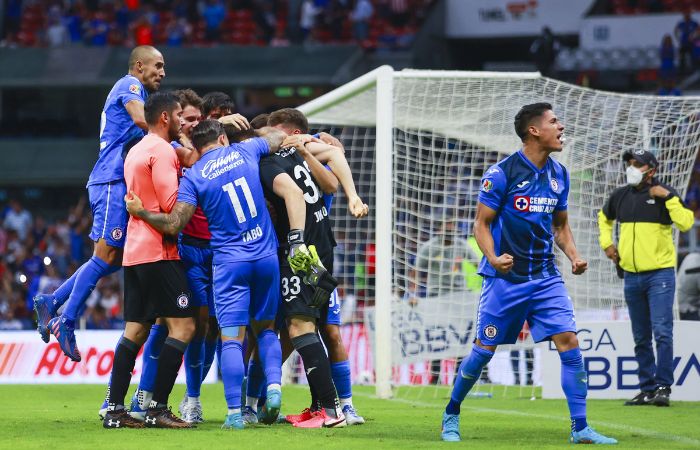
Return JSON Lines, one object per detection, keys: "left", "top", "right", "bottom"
{"left": 0, "top": 0, "right": 432, "bottom": 50}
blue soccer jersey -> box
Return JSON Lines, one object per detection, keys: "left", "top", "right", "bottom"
{"left": 88, "top": 75, "right": 147, "bottom": 186}
{"left": 177, "top": 137, "right": 278, "bottom": 265}
{"left": 477, "top": 150, "right": 569, "bottom": 283}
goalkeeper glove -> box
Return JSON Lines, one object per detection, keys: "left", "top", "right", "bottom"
{"left": 302, "top": 246, "right": 339, "bottom": 307}
{"left": 287, "top": 229, "right": 313, "bottom": 274}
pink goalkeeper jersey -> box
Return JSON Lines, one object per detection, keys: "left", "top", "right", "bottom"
{"left": 123, "top": 133, "right": 180, "bottom": 266}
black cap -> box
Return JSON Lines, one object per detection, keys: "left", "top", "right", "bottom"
{"left": 623, "top": 149, "right": 658, "bottom": 168}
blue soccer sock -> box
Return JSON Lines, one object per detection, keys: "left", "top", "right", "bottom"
{"left": 560, "top": 347, "right": 588, "bottom": 432}
{"left": 257, "top": 329, "right": 282, "bottom": 388}
{"left": 61, "top": 256, "right": 120, "bottom": 322}
{"left": 246, "top": 358, "right": 266, "bottom": 409}
{"left": 138, "top": 324, "right": 168, "bottom": 393}
{"left": 201, "top": 339, "right": 218, "bottom": 383}
{"left": 221, "top": 340, "right": 244, "bottom": 410}
{"left": 184, "top": 337, "right": 204, "bottom": 398}
{"left": 446, "top": 345, "right": 494, "bottom": 415}
{"left": 51, "top": 265, "right": 85, "bottom": 312}
{"left": 331, "top": 360, "right": 353, "bottom": 404}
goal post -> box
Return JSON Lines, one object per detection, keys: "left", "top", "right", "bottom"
{"left": 298, "top": 67, "right": 700, "bottom": 399}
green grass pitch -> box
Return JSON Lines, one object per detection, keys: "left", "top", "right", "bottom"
{"left": 0, "top": 384, "right": 698, "bottom": 449}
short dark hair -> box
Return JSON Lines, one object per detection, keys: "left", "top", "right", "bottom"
{"left": 144, "top": 91, "right": 180, "bottom": 126}
{"left": 513, "top": 102, "right": 552, "bottom": 142}
{"left": 268, "top": 108, "right": 308, "bottom": 133}
{"left": 201, "top": 91, "right": 235, "bottom": 117}
{"left": 192, "top": 119, "right": 225, "bottom": 150}
{"left": 224, "top": 124, "right": 256, "bottom": 143}
{"left": 173, "top": 88, "right": 203, "bottom": 110}
{"left": 250, "top": 113, "right": 269, "bottom": 130}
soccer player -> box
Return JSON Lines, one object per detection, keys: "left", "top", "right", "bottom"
{"left": 201, "top": 91, "right": 235, "bottom": 120}
{"left": 103, "top": 91, "right": 194, "bottom": 429}
{"left": 125, "top": 119, "right": 305, "bottom": 430}
{"left": 33, "top": 45, "right": 165, "bottom": 361}
{"left": 440, "top": 103, "right": 617, "bottom": 445}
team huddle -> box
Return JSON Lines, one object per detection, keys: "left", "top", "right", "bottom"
{"left": 33, "top": 45, "right": 620, "bottom": 443}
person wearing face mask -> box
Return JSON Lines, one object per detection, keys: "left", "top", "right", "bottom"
{"left": 598, "top": 149, "right": 694, "bottom": 408}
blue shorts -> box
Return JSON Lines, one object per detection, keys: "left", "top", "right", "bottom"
{"left": 325, "top": 289, "right": 341, "bottom": 326}
{"left": 476, "top": 275, "right": 576, "bottom": 346}
{"left": 88, "top": 180, "right": 128, "bottom": 248}
{"left": 212, "top": 254, "right": 280, "bottom": 328}
{"left": 179, "top": 241, "right": 214, "bottom": 316}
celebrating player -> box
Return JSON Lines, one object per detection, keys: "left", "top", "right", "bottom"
{"left": 440, "top": 103, "right": 617, "bottom": 445}
{"left": 34, "top": 45, "right": 165, "bottom": 361}
{"left": 125, "top": 119, "right": 298, "bottom": 431}
{"left": 103, "top": 92, "right": 194, "bottom": 429}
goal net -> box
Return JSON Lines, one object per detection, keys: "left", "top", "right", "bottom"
{"left": 293, "top": 67, "right": 700, "bottom": 399}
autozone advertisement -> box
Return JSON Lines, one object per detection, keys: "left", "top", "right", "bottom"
{"left": 0, "top": 330, "right": 218, "bottom": 384}
{"left": 541, "top": 321, "right": 700, "bottom": 401}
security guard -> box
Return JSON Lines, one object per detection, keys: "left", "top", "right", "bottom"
{"left": 598, "top": 149, "right": 694, "bottom": 407}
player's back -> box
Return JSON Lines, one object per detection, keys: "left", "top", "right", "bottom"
{"left": 123, "top": 133, "right": 180, "bottom": 266}
{"left": 179, "top": 137, "right": 277, "bottom": 264}
{"left": 477, "top": 150, "right": 569, "bottom": 283}
{"left": 88, "top": 74, "right": 147, "bottom": 187}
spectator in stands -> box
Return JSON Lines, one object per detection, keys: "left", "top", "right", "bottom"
{"left": 254, "top": 0, "right": 277, "bottom": 43}
{"left": 4, "top": 200, "right": 32, "bottom": 241}
{"left": 350, "top": 0, "right": 373, "bottom": 42}
{"left": 300, "top": 0, "right": 319, "bottom": 41}
{"left": 659, "top": 34, "right": 675, "bottom": 81}
{"left": 677, "top": 252, "right": 700, "bottom": 321}
{"left": 2, "top": 0, "right": 22, "bottom": 39}
{"left": 45, "top": 15, "right": 69, "bottom": 47}
{"left": 202, "top": 0, "right": 226, "bottom": 42}
{"left": 64, "top": 6, "right": 84, "bottom": 44}
{"left": 84, "top": 11, "right": 109, "bottom": 46}
{"left": 675, "top": 9, "right": 698, "bottom": 74}
{"left": 530, "top": 26, "right": 560, "bottom": 77}
{"left": 165, "top": 17, "right": 190, "bottom": 47}
{"left": 132, "top": 12, "right": 154, "bottom": 46}
{"left": 657, "top": 78, "right": 682, "bottom": 96}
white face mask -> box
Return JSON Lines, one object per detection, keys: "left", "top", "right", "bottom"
{"left": 626, "top": 166, "right": 647, "bottom": 185}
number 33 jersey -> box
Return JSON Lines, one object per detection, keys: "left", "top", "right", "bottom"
{"left": 177, "top": 137, "right": 278, "bottom": 265}
{"left": 259, "top": 146, "right": 336, "bottom": 262}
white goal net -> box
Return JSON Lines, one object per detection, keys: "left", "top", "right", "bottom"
{"left": 295, "top": 67, "right": 700, "bottom": 399}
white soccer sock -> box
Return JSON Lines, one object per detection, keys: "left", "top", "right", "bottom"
{"left": 340, "top": 397, "right": 353, "bottom": 408}
{"left": 246, "top": 396, "right": 259, "bottom": 412}
{"left": 267, "top": 383, "right": 281, "bottom": 392}
{"left": 187, "top": 396, "right": 200, "bottom": 405}
{"left": 228, "top": 407, "right": 241, "bottom": 415}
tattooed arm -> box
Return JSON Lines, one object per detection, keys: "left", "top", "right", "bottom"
{"left": 125, "top": 191, "right": 195, "bottom": 237}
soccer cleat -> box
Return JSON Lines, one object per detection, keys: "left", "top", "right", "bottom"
{"left": 342, "top": 405, "right": 365, "bottom": 425}
{"left": 649, "top": 386, "right": 671, "bottom": 407}
{"left": 293, "top": 408, "right": 346, "bottom": 429}
{"left": 441, "top": 412, "right": 461, "bottom": 442}
{"left": 181, "top": 398, "right": 204, "bottom": 424}
{"left": 570, "top": 426, "right": 618, "bottom": 444}
{"left": 99, "top": 386, "right": 111, "bottom": 420}
{"left": 242, "top": 406, "right": 259, "bottom": 425}
{"left": 623, "top": 391, "right": 653, "bottom": 406}
{"left": 103, "top": 408, "right": 145, "bottom": 429}
{"left": 259, "top": 388, "right": 282, "bottom": 425}
{"left": 285, "top": 407, "right": 314, "bottom": 425}
{"left": 144, "top": 406, "right": 193, "bottom": 429}
{"left": 33, "top": 294, "right": 55, "bottom": 343}
{"left": 178, "top": 392, "right": 187, "bottom": 416}
{"left": 221, "top": 412, "right": 245, "bottom": 430}
{"left": 49, "top": 316, "right": 81, "bottom": 362}
{"left": 129, "top": 389, "right": 151, "bottom": 421}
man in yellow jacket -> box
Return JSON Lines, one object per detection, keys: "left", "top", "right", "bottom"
{"left": 598, "top": 149, "right": 694, "bottom": 408}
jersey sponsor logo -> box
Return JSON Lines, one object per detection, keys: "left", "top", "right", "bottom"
{"left": 514, "top": 196, "right": 530, "bottom": 211}
{"left": 285, "top": 295, "right": 298, "bottom": 303}
{"left": 129, "top": 84, "right": 140, "bottom": 94}
{"left": 482, "top": 179, "right": 493, "bottom": 192}
{"left": 646, "top": 199, "right": 656, "bottom": 204}
{"left": 634, "top": 149, "right": 645, "bottom": 155}
{"left": 483, "top": 324, "right": 498, "bottom": 339}
{"left": 517, "top": 180, "right": 530, "bottom": 188}
{"left": 550, "top": 179, "right": 559, "bottom": 192}
{"left": 201, "top": 150, "right": 243, "bottom": 180}
{"left": 176, "top": 293, "right": 190, "bottom": 309}
{"left": 110, "top": 227, "right": 124, "bottom": 241}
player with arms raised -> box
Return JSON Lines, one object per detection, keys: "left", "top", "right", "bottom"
{"left": 440, "top": 103, "right": 617, "bottom": 445}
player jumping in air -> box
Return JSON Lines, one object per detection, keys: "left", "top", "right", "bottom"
{"left": 440, "top": 103, "right": 617, "bottom": 445}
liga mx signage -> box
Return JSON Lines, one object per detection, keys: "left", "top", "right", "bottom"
{"left": 365, "top": 292, "right": 479, "bottom": 365}
{"left": 541, "top": 321, "right": 700, "bottom": 401}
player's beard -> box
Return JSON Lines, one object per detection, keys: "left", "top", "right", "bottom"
{"left": 168, "top": 121, "right": 181, "bottom": 142}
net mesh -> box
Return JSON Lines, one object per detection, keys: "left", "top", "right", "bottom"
{"left": 292, "top": 71, "right": 700, "bottom": 397}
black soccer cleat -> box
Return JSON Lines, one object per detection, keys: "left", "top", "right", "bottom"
{"left": 103, "top": 409, "right": 145, "bottom": 429}
{"left": 623, "top": 390, "right": 653, "bottom": 406}
{"left": 649, "top": 386, "right": 671, "bottom": 407}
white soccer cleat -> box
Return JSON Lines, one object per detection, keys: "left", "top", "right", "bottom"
{"left": 342, "top": 405, "right": 365, "bottom": 425}
{"left": 181, "top": 397, "right": 205, "bottom": 424}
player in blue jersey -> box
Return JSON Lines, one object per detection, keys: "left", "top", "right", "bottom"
{"left": 33, "top": 46, "right": 167, "bottom": 362}
{"left": 125, "top": 119, "right": 319, "bottom": 430}
{"left": 440, "top": 103, "right": 617, "bottom": 445}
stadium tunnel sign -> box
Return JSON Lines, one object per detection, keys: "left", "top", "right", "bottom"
{"left": 541, "top": 321, "right": 700, "bottom": 401}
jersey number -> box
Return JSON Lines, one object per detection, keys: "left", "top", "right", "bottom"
{"left": 294, "top": 162, "right": 320, "bottom": 204}
{"left": 282, "top": 276, "right": 301, "bottom": 297}
{"left": 222, "top": 177, "right": 258, "bottom": 223}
